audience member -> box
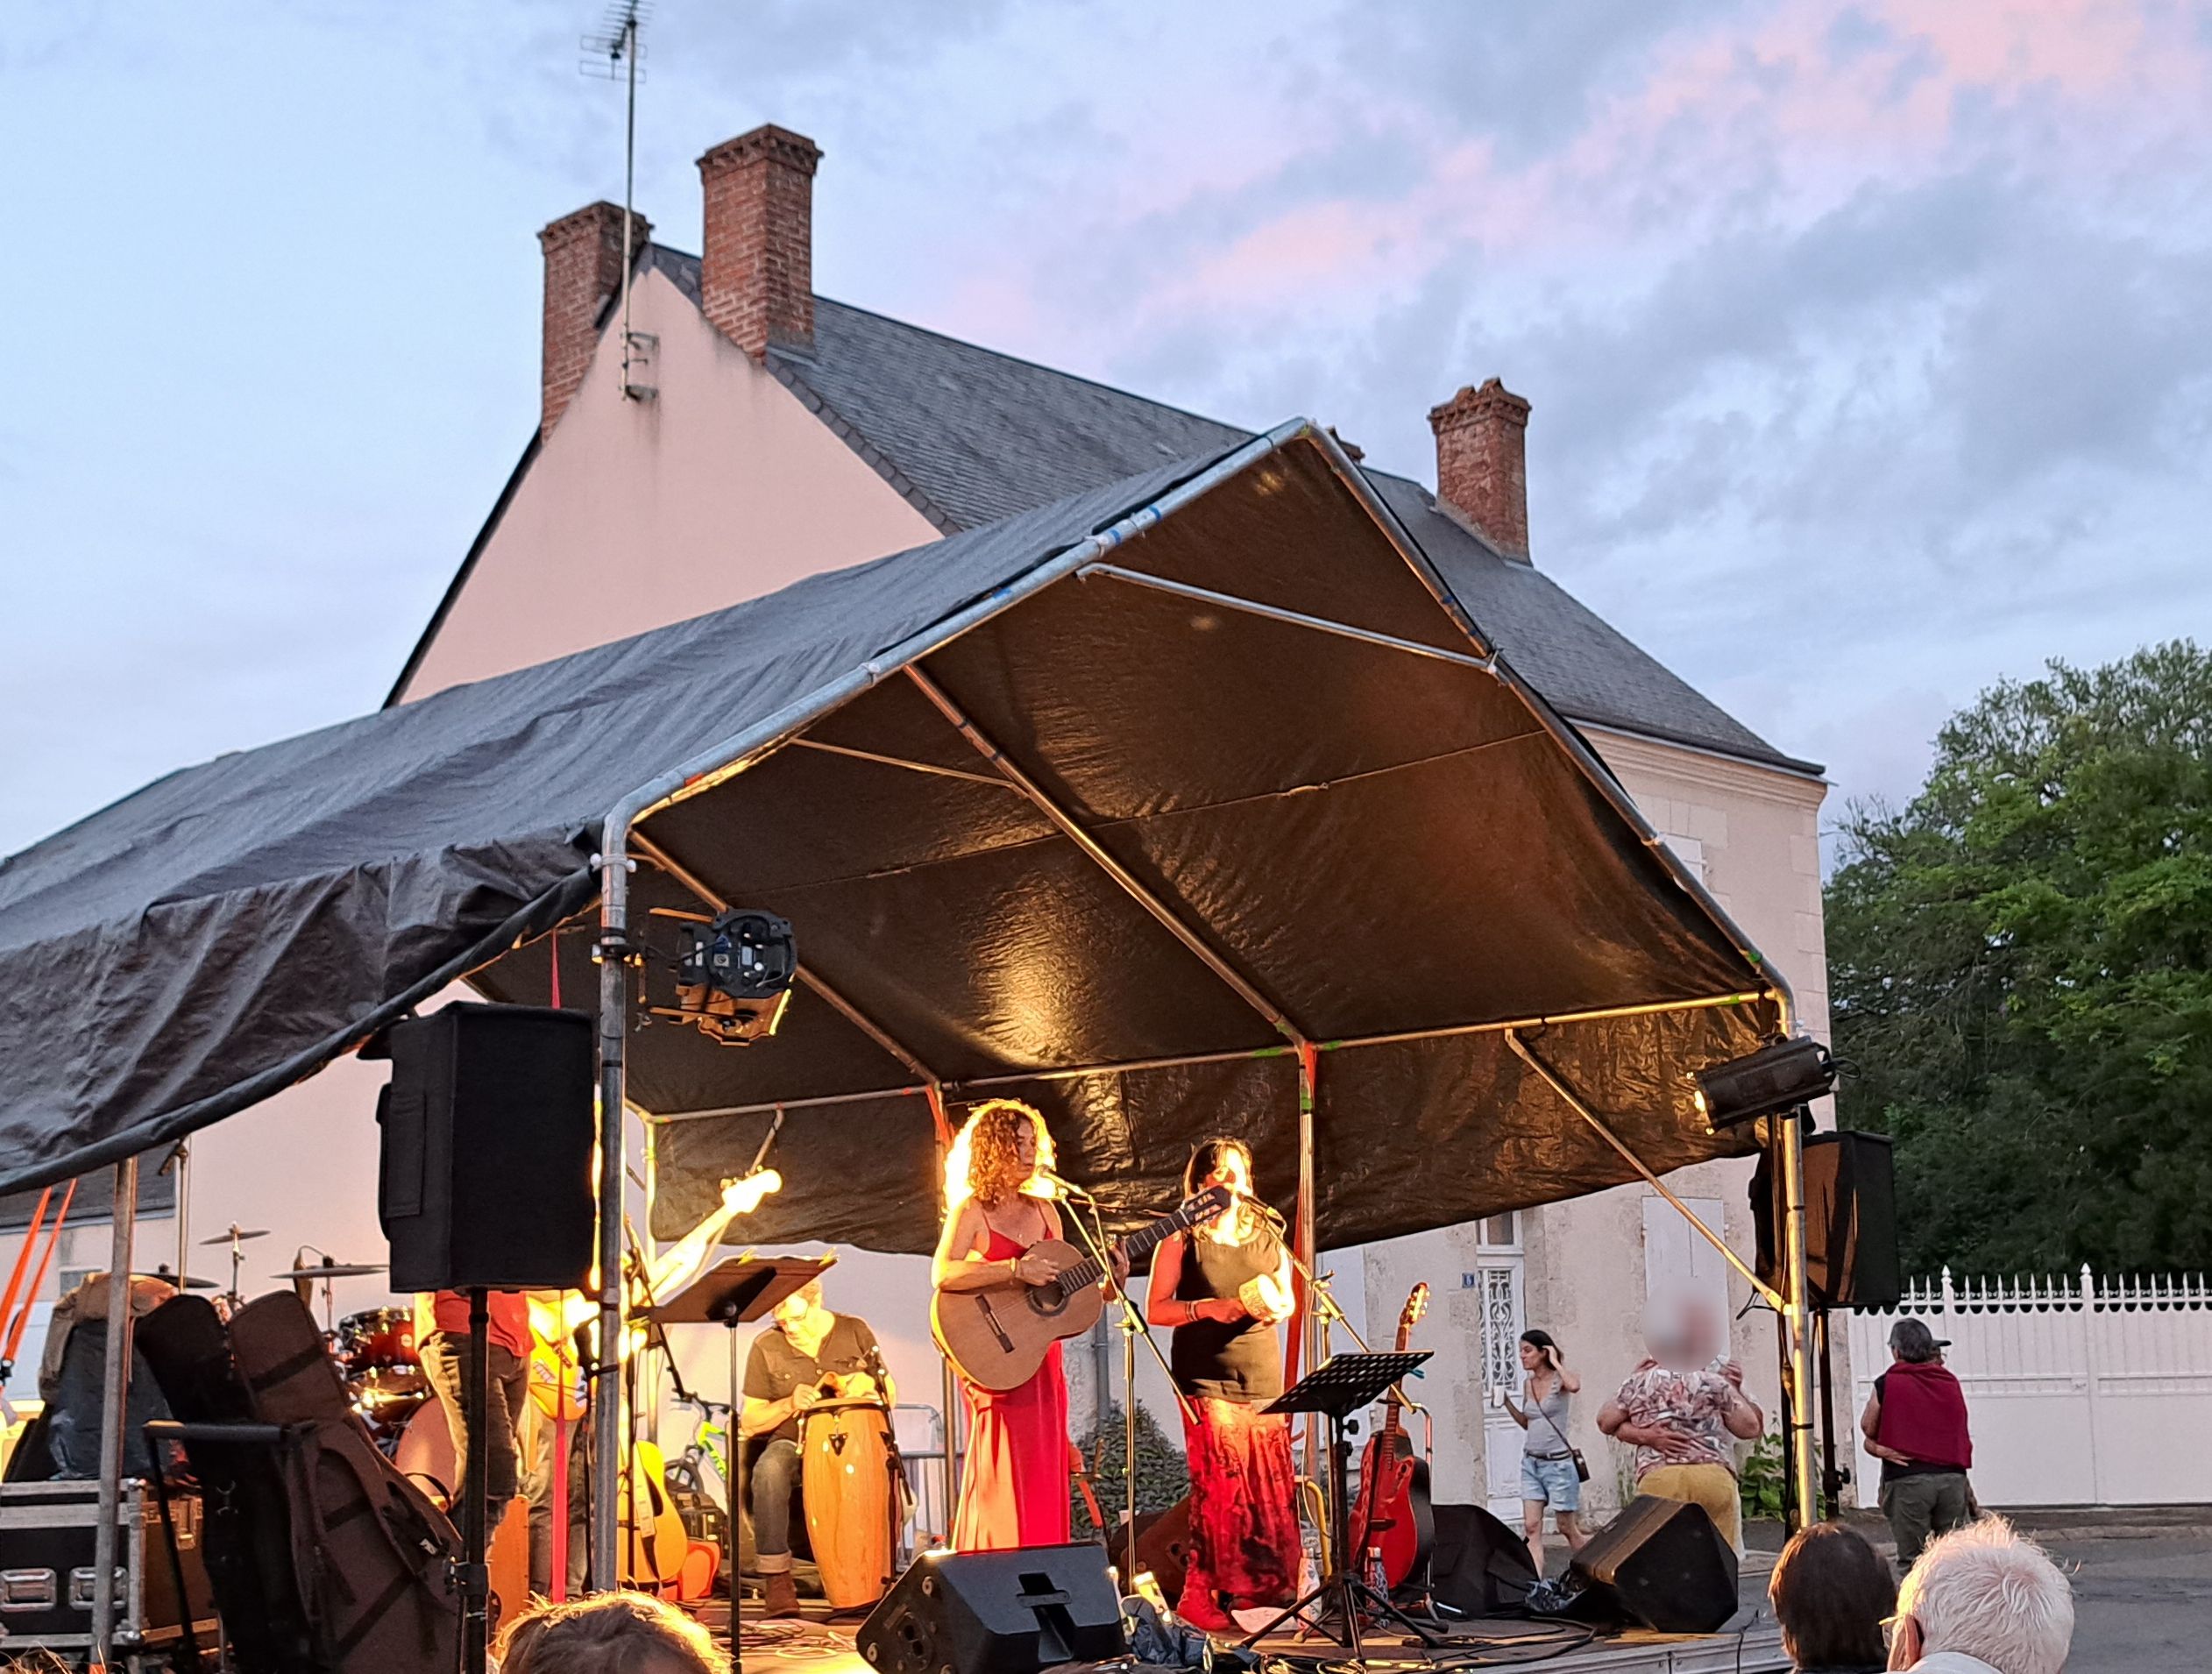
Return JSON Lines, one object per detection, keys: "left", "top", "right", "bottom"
{"left": 497, "top": 1592, "right": 730, "bottom": 1674}
{"left": 1861, "top": 1318, "right": 1974, "bottom": 1569}
{"left": 1768, "top": 1521, "right": 1894, "bottom": 1673}
{"left": 1886, "top": 1517, "right": 2073, "bottom": 1674}
{"left": 1596, "top": 1287, "right": 1763, "bottom": 1548}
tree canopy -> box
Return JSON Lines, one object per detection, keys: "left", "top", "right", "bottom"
{"left": 1826, "top": 642, "right": 2212, "bottom": 1275}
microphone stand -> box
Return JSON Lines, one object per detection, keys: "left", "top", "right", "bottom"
{"left": 1051, "top": 1186, "right": 1191, "bottom": 1585}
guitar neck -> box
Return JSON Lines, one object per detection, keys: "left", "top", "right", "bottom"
{"left": 1055, "top": 1199, "right": 1210, "bottom": 1293}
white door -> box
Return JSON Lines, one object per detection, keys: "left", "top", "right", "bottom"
{"left": 1642, "top": 1195, "right": 1732, "bottom": 1357}
{"left": 1473, "top": 1213, "right": 1528, "bottom": 1519}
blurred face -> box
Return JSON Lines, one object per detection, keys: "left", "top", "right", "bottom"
{"left": 775, "top": 1284, "right": 822, "bottom": 1330}
{"left": 1202, "top": 1148, "right": 1251, "bottom": 1199}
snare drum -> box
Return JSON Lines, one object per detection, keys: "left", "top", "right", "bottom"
{"left": 337, "top": 1306, "right": 419, "bottom": 1376}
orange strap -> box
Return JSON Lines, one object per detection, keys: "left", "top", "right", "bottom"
{"left": 4, "top": 1179, "right": 75, "bottom": 1365}
{"left": 1070, "top": 1442, "right": 1105, "bottom": 1534}
{"left": 0, "top": 1188, "right": 52, "bottom": 1355}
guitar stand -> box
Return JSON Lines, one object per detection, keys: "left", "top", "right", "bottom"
{"left": 1238, "top": 1352, "right": 1436, "bottom": 1662}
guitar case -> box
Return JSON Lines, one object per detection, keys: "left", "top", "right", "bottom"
{"left": 136, "top": 1294, "right": 319, "bottom": 1672}
{"left": 228, "top": 1291, "right": 462, "bottom": 1672}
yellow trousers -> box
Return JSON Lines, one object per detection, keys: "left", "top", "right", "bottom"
{"left": 1636, "top": 1462, "right": 1741, "bottom": 1550}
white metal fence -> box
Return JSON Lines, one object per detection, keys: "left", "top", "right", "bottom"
{"left": 1847, "top": 1267, "right": 2212, "bottom": 1507}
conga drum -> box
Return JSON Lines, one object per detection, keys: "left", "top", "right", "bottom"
{"left": 801, "top": 1398, "right": 897, "bottom": 1609}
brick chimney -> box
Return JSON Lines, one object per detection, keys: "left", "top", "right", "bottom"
{"left": 538, "top": 201, "right": 651, "bottom": 441}
{"left": 698, "top": 124, "right": 822, "bottom": 359}
{"left": 1428, "top": 379, "right": 1532, "bottom": 561}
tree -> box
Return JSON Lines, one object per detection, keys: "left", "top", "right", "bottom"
{"left": 1826, "top": 642, "right": 2212, "bottom": 1274}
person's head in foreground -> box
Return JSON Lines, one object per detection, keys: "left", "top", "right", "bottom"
{"left": 1769, "top": 1521, "right": 1893, "bottom": 1672}
{"left": 1888, "top": 1517, "right": 2073, "bottom": 1674}
{"left": 498, "top": 1592, "right": 730, "bottom": 1674}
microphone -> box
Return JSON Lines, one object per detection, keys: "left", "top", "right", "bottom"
{"left": 1031, "top": 1169, "right": 1095, "bottom": 1202}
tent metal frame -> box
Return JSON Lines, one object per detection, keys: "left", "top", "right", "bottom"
{"left": 578, "top": 420, "right": 1821, "bottom": 1572}
{"left": 73, "top": 418, "right": 1819, "bottom": 1657}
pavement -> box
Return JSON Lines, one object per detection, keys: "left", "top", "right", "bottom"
{"left": 1746, "top": 1507, "right": 2212, "bottom": 1674}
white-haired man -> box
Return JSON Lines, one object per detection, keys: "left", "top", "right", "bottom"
{"left": 1888, "top": 1517, "right": 2074, "bottom": 1674}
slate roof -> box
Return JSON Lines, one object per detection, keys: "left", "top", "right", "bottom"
{"left": 621, "top": 245, "right": 1816, "bottom": 776}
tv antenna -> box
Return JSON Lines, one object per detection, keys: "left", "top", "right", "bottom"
{"left": 582, "top": 1, "right": 655, "bottom": 401}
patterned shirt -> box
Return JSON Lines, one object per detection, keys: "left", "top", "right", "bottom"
{"left": 1612, "top": 1363, "right": 1737, "bottom": 1479}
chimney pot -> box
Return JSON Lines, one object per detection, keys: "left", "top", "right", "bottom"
{"left": 1428, "top": 378, "right": 1532, "bottom": 561}
{"left": 698, "top": 124, "right": 822, "bottom": 359}
{"left": 538, "top": 202, "right": 650, "bottom": 441}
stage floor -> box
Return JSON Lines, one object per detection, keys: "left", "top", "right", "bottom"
{"left": 684, "top": 1594, "right": 1790, "bottom": 1673}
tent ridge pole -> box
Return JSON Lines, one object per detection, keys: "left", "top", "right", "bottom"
{"left": 1075, "top": 562, "right": 1497, "bottom": 673}
{"left": 902, "top": 662, "right": 1308, "bottom": 1048}
{"left": 1504, "top": 1029, "right": 1785, "bottom": 1313}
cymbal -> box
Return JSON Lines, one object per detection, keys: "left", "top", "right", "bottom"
{"left": 270, "top": 1263, "right": 388, "bottom": 1280}
{"left": 202, "top": 1227, "right": 271, "bottom": 1245}
{"left": 134, "top": 1271, "right": 217, "bottom": 1290}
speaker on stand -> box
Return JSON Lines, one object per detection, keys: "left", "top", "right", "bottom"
{"left": 371, "top": 1003, "right": 597, "bottom": 1674}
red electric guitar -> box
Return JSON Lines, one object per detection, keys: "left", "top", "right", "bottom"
{"left": 1349, "top": 1283, "right": 1434, "bottom": 1595}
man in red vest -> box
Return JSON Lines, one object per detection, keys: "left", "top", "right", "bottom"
{"left": 1860, "top": 1317, "right": 1974, "bottom": 1569}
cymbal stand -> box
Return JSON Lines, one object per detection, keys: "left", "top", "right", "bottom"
{"left": 1059, "top": 1192, "right": 1190, "bottom": 1583}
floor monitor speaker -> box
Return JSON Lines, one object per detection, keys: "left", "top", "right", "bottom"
{"left": 855, "top": 1544, "right": 1124, "bottom": 1674}
{"left": 1567, "top": 1495, "right": 1737, "bottom": 1635}
{"left": 1428, "top": 1502, "right": 1540, "bottom": 1616}
{"left": 374, "top": 1004, "right": 595, "bottom": 1293}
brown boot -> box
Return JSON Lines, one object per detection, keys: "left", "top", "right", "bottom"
{"left": 762, "top": 1570, "right": 801, "bottom": 1618}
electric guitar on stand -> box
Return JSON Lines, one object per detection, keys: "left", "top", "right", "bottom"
{"left": 1349, "top": 1283, "right": 1434, "bottom": 1596}
{"left": 932, "top": 1187, "right": 1230, "bottom": 1390}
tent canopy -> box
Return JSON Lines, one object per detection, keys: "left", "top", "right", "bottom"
{"left": 0, "top": 425, "right": 1778, "bottom": 1249}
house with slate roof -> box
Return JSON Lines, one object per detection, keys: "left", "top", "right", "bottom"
{"left": 146, "top": 124, "right": 1827, "bottom": 1528}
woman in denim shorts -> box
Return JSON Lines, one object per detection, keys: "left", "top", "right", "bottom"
{"left": 1501, "top": 1329, "right": 1588, "bottom": 1575}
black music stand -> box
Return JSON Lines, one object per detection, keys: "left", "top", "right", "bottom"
{"left": 649, "top": 1256, "right": 834, "bottom": 1664}
{"left": 1240, "top": 1351, "right": 1434, "bottom": 1661}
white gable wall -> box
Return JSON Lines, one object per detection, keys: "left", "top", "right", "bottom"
{"left": 399, "top": 266, "right": 940, "bottom": 702}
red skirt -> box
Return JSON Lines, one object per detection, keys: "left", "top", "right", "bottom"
{"left": 952, "top": 1343, "right": 1072, "bottom": 1551}
{"left": 1180, "top": 1396, "right": 1300, "bottom": 1610}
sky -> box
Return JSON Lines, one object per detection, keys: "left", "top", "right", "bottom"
{"left": 3, "top": 0, "right": 2208, "bottom": 863}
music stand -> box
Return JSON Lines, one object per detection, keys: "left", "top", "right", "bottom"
{"left": 1241, "top": 1351, "right": 1434, "bottom": 1661}
{"left": 649, "top": 1256, "right": 835, "bottom": 1665}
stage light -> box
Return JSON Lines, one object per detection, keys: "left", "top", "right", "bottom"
{"left": 1692, "top": 1036, "right": 1836, "bottom": 1132}
{"left": 672, "top": 908, "right": 798, "bottom": 1046}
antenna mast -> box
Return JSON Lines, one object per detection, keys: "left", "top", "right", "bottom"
{"left": 583, "top": 2, "right": 655, "bottom": 401}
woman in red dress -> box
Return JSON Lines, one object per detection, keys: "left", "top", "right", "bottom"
{"left": 933, "top": 1099, "right": 1082, "bottom": 1550}
{"left": 1145, "top": 1137, "right": 1301, "bottom": 1630}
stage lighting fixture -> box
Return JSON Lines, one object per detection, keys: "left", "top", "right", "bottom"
{"left": 1691, "top": 1036, "right": 1836, "bottom": 1132}
{"left": 673, "top": 908, "right": 798, "bottom": 1046}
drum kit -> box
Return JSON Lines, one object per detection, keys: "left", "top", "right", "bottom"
{"left": 193, "top": 1225, "right": 423, "bottom": 1450}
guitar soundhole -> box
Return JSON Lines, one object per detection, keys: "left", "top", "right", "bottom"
{"left": 1026, "top": 1283, "right": 1070, "bottom": 1318}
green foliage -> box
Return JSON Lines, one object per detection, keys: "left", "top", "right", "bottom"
{"left": 1070, "top": 1400, "right": 1192, "bottom": 1538}
{"left": 1826, "top": 642, "right": 2212, "bottom": 1273}
{"left": 1738, "top": 1429, "right": 1787, "bottom": 1524}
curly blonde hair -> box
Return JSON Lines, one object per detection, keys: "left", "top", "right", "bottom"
{"left": 497, "top": 1592, "right": 727, "bottom": 1674}
{"left": 946, "top": 1098, "right": 1054, "bottom": 1209}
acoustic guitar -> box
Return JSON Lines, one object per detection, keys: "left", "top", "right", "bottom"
{"left": 932, "top": 1186, "right": 1230, "bottom": 1390}
{"left": 1349, "top": 1282, "right": 1433, "bottom": 1594}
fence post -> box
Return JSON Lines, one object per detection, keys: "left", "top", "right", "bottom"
{"left": 2077, "top": 1263, "right": 2104, "bottom": 1501}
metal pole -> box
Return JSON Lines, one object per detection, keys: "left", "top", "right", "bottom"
{"left": 592, "top": 855, "right": 633, "bottom": 1590}
{"left": 1296, "top": 1045, "right": 1322, "bottom": 1498}
{"left": 91, "top": 1153, "right": 138, "bottom": 1668}
{"left": 173, "top": 1142, "right": 189, "bottom": 1290}
{"left": 1776, "top": 1106, "right": 1819, "bottom": 1529}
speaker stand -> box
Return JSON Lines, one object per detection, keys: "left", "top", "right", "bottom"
{"left": 459, "top": 1287, "right": 492, "bottom": 1674}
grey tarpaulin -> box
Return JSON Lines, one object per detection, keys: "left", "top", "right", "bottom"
{"left": 0, "top": 427, "right": 1783, "bottom": 1249}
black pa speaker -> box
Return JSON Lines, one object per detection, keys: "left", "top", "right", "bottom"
{"left": 1753, "top": 1130, "right": 1901, "bottom": 1309}
{"left": 1566, "top": 1496, "right": 1737, "bottom": 1635}
{"left": 373, "top": 1004, "right": 596, "bottom": 1292}
{"left": 1429, "top": 1502, "right": 1540, "bottom": 1616}
{"left": 856, "top": 1545, "right": 1124, "bottom": 1674}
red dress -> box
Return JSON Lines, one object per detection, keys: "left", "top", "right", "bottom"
{"left": 950, "top": 1225, "right": 1073, "bottom": 1551}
